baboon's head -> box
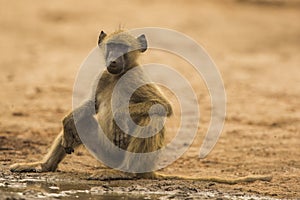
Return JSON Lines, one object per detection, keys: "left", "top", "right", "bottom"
{"left": 98, "top": 30, "right": 147, "bottom": 75}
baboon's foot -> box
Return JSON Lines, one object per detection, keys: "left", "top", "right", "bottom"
{"left": 9, "top": 162, "right": 46, "bottom": 173}
{"left": 87, "top": 169, "right": 134, "bottom": 181}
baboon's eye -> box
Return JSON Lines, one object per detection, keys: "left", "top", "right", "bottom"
{"left": 107, "top": 43, "right": 129, "bottom": 54}
{"left": 106, "top": 43, "right": 113, "bottom": 50}
{"left": 118, "top": 44, "right": 129, "bottom": 53}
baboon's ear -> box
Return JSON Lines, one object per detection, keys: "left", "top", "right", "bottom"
{"left": 98, "top": 31, "right": 107, "bottom": 45}
{"left": 137, "top": 34, "right": 147, "bottom": 52}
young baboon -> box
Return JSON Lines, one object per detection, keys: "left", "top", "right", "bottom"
{"left": 10, "top": 30, "right": 272, "bottom": 183}
{"left": 10, "top": 30, "right": 172, "bottom": 179}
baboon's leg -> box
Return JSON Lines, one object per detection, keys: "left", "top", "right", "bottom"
{"left": 10, "top": 108, "right": 86, "bottom": 173}
{"left": 10, "top": 130, "right": 80, "bottom": 172}
{"left": 120, "top": 116, "right": 165, "bottom": 179}
{"left": 10, "top": 82, "right": 97, "bottom": 173}
{"left": 43, "top": 130, "right": 81, "bottom": 171}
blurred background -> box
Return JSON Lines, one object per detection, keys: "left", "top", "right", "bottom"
{"left": 0, "top": 0, "right": 299, "bottom": 198}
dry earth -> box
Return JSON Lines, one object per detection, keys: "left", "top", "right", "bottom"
{"left": 0, "top": 0, "right": 299, "bottom": 199}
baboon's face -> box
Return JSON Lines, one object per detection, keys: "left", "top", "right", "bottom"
{"left": 105, "top": 42, "right": 129, "bottom": 74}
{"left": 98, "top": 31, "right": 147, "bottom": 75}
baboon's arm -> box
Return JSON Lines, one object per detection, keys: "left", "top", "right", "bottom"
{"left": 63, "top": 71, "right": 101, "bottom": 128}
{"left": 61, "top": 74, "right": 101, "bottom": 153}
{"left": 128, "top": 84, "right": 173, "bottom": 117}
{"left": 128, "top": 100, "right": 172, "bottom": 117}
{"left": 61, "top": 100, "right": 97, "bottom": 153}
{"left": 68, "top": 100, "right": 96, "bottom": 122}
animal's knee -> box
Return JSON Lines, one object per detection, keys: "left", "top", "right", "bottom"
{"left": 61, "top": 114, "right": 82, "bottom": 151}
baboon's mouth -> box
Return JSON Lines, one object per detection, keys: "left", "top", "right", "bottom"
{"left": 107, "top": 65, "right": 123, "bottom": 74}
{"left": 108, "top": 63, "right": 118, "bottom": 68}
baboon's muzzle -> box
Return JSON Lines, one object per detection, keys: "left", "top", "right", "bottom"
{"left": 106, "top": 55, "right": 125, "bottom": 74}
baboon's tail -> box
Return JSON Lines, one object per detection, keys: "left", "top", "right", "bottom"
{"left": 156, "top": 173, "right": 272, "bottom": 184}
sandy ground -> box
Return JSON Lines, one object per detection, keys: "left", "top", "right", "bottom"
{"left": 0, "top": 0, "right": 299, "bottom": 199}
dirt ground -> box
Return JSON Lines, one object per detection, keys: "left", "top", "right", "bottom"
{"left": 0, "top": 0, "right": 299, "bottom": 199}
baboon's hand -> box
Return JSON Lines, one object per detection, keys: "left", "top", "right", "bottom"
{"left": 148, "top": 103, "right": 168, "bottom": 117}
{"left": 62, "top": 114, "right": 80, "bottom": 154}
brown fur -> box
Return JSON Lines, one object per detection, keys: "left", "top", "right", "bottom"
{"left": 9, "top": 30, "right": 272, "bottom": 183}
{"left": 10, "top": 30, "right": 172, "bottom": 179}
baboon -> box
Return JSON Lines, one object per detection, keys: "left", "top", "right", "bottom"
{"left": 10, "top": 30, "right": 172, "bottom": 179}
{"left": 10, "top": 30, "right": 272, "bottom": 183}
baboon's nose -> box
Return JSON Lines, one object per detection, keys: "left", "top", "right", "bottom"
{"left": 108, "top": 60, "right": 118, "bottom": 68}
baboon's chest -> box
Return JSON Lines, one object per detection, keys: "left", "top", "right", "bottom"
{"left": 95, "top": 69, "right": 149, "bottom": 149}
{"left": 96, "top": 78, "right": 131, "bottom": 149}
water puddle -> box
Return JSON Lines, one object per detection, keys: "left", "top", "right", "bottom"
{"left": 0, "top": 174, "right": 279, "bottom": 200}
